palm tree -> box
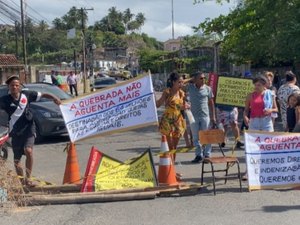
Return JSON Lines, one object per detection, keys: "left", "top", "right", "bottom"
{"left": 52, "top": 18, "right": 65, "bottom": 30}
{"left": 38, "top": 20, "right": 49, "bottom": 32}
{"left": 122, "top": 8, "right": 134, "bottom": 34}
{"left": 135, "top": 13, "right": 146, "bottom": 27}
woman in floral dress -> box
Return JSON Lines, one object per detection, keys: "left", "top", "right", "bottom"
{"left": 156, "top": 72, "right": 190, "bottom": 159}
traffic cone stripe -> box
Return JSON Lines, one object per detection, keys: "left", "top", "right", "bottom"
{"left": 159, "top": 157, "right": 172, "bottom": 166}
{"left": 160, "top": 136, "right": 169, "bottom": 153}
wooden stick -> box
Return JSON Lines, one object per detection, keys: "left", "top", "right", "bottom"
{"left": 25, "top": 184, "right": 81, "bottom": 193}
{"left": 27, "top": 191, "right": 157, "bottom": 205}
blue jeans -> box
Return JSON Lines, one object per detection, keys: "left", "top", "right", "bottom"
{"left": 190, "top": 117, "right": 211, "bottom": 157}
{"left": 249, "top": 116, "right": 274, "bottom": 132}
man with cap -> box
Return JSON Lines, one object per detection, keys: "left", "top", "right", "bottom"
{"left": 0, "top": 75, "right": 61, "bottom": 186}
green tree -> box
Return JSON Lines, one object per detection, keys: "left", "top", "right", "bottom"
{"left": 38, "top": 20, "right": 49, "bottom": 32}
{"left": 52, "top": 6, "right": 87, "bottom": 30}
{"left": 134, "top": 13, "right": 146, "bottom": 31}
{"left": 123, "top": 8, "right": 134, "bottom": 33}
{"left": 102, "top": 32, "right": 127, "bottom": 48}
{"left": 181, "top": 34, "right": 211, "bottom": 49}
{"left": 94, "top": 7, "right": 125, "bottom": 34}
{"left": 52, "top": 18, "right": 65, "bottom": 30}
{"left": 197, "top": 0, "right": 300, "bottom": 66}
{"left": 139, "top": 49, "right": 168, "bottom": 73}
{"left": 94, "top": 7, "right": 146, "bottom": 35}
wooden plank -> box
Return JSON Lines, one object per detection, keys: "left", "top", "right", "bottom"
{"left": 26, "top": 183, "right": 201, "bottom": 195}
{"left": 27, "top": 191, "right": 157, "bottom": 206}
{"left": 25, "top": 184, "right": 82, "bottom": 193}
{"left": 19, "top": 183, "right": 205, "bottom": 205}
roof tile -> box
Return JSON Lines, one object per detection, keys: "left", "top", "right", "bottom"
{"left": 0, "top": 54, "right": 21, "bottom": 66}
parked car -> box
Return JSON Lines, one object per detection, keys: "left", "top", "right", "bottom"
{"left": 96, "top": 72, "right": 110, "bottom": 78}
{"left": 0, "top": 83, "right": 72, "bottom": 142}
{"left": 120, "top": 69, "right": 132, "bottom": 80}
{"left": 91, "top": 77, "right": 117, "bottom": 91}
{"left": 108, "top": 67, "right": 132, "bottom": 80}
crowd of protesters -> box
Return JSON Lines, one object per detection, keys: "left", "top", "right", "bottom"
{"left": 156, "top": 70, "right": 300, "bottom": 180}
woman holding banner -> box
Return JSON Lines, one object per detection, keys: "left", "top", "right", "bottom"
{"left": 156, "top": 72, "right": 190, "bottom": 163}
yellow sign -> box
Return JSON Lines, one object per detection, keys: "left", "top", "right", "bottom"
{"left": 215, "top": 76, "right": 253, "bottom": 107}
{"left": 81, "top": 147, "right": 157, "bottom": 192}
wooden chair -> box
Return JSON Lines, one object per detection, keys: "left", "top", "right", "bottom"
{"left": 199, "top": 129, "right": 242, "bottom": 195}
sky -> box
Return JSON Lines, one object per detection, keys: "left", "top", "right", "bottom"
{"left": 24, "top": 0, "right": 236, "bottom": 41}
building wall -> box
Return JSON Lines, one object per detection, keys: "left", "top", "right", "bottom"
{"left": 164, "top": 38, "right": 182, "bottom": 52}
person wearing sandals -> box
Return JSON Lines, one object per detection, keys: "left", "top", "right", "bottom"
{"left": 156, "top": 72, "right": 190, "bottom": 180}
{"left": 216, "top": 105, "right": 244, "bottom": 149}
{"left": 185, "top": 72, "right": 216, "bottom": 163}
{"left": 0, "top": 75, "right": 61, "bottom": 186}
{"left": 243, "top": 76, "right": 278, "bottom": 180}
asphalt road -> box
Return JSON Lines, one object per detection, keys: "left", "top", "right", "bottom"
{"left": 1, "top": 102, "right": 300, "bottom": 225}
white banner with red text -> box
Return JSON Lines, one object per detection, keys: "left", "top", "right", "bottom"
{"left": 245, "top": 131, "right": 300, "bottom": 191}
{"left": 60, "top": 74, "right": 158, "bottom": 142}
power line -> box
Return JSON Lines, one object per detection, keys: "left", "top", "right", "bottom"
{"left": 0, "top": 1, "right": 21, "bottom": 20}
{"left": 24, "top": 1, "right": 51, "bottom": 24}
{"left": 0, "top": 5, "right": 20, "bottom": 23}
{"left": 0, "top": 0, "right": 40, "bottom": 25}
{"left": 0, "top": 15, "right": 12, "bottom": 24}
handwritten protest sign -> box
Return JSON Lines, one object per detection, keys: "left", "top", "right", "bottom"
{"left": 60, "top": 74, "right": 158, "bottom": 142}
{"left": 245, "top": 131, "right": 300, "bottom": 191}
{"left": 215, "top": 76, "right": 253, "bottom": 107}
{"left": 81, "top": 147, "right": 157, "bottom": 192}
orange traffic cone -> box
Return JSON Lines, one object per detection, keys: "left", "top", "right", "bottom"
{"left": 158, "top": 135, "right": 178, "bottom": 186}
{"left": 63, "top": 142, "right": 81, "bottom": 184}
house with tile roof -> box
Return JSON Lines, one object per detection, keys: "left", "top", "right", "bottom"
{"left": 0, "top": 54, "right": 24, "bottom": 84}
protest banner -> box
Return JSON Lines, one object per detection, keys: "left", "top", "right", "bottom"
{"left": 81, "top": 147, "right": 157, "bottom": 192}
{"left": 60, "top": 74, "right": 158, "bottom": 142}
{"left": 208, "top": 72, "right": 218, "bottom": 99}
{"left": 245, "top": 131, "right": 300, "bottom": 191}
{"left": 215, "top": 76, "right": 253, "bottom": 107}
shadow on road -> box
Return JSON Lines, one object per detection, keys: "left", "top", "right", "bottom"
{"left": 262, "top": 205, "right": 300, "bottom": 213}
{"left": 116, "top": 146, "right": 160, "bottom": 154}
{"left": 35, "top": 135, "right": 70, "bottom": 145}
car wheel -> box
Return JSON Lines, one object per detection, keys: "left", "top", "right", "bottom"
{"left": 35, "top": 125, "right": 43, "bottom": 143}
{"left": 0, "top": 144, "right": 8, "bottom": 160}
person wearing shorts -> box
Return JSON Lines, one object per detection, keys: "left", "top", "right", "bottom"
{"left": 0, "top": 75, "right": 61, "bottom": 186}
{"left": 216, "top": 106, "right": 244, "bottom": 149}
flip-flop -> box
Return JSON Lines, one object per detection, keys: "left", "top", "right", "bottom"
{"left": 242, "top": 175, "right": 248, "bottom": 181}
{"left": 24, "top": 180, "right": 37, "bottom": 188}
{"left": 176, "top": 173, "right": 183, "bottom": 181}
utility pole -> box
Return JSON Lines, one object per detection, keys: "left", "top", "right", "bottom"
{"left": 20, "top": 0, "right": 27, "bottom": 74}
{"left": 15, "top": 21, "right": 19, "bottom": 58}
{"left": 81, "top": 7, "right": 93, "bottom": 93}
{"left": 171, "top": 0, "right": 175, "bottom": 39}
{"left": 73, "top": 49, "right": 77, "bottom": 75}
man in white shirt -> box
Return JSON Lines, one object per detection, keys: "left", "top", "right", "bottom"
{"left": 67, "top": 72, "right": 78, "bottom": 96}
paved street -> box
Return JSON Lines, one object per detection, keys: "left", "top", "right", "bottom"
{"left": 1, "top": 105, "right": 300, "bottom": 225}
